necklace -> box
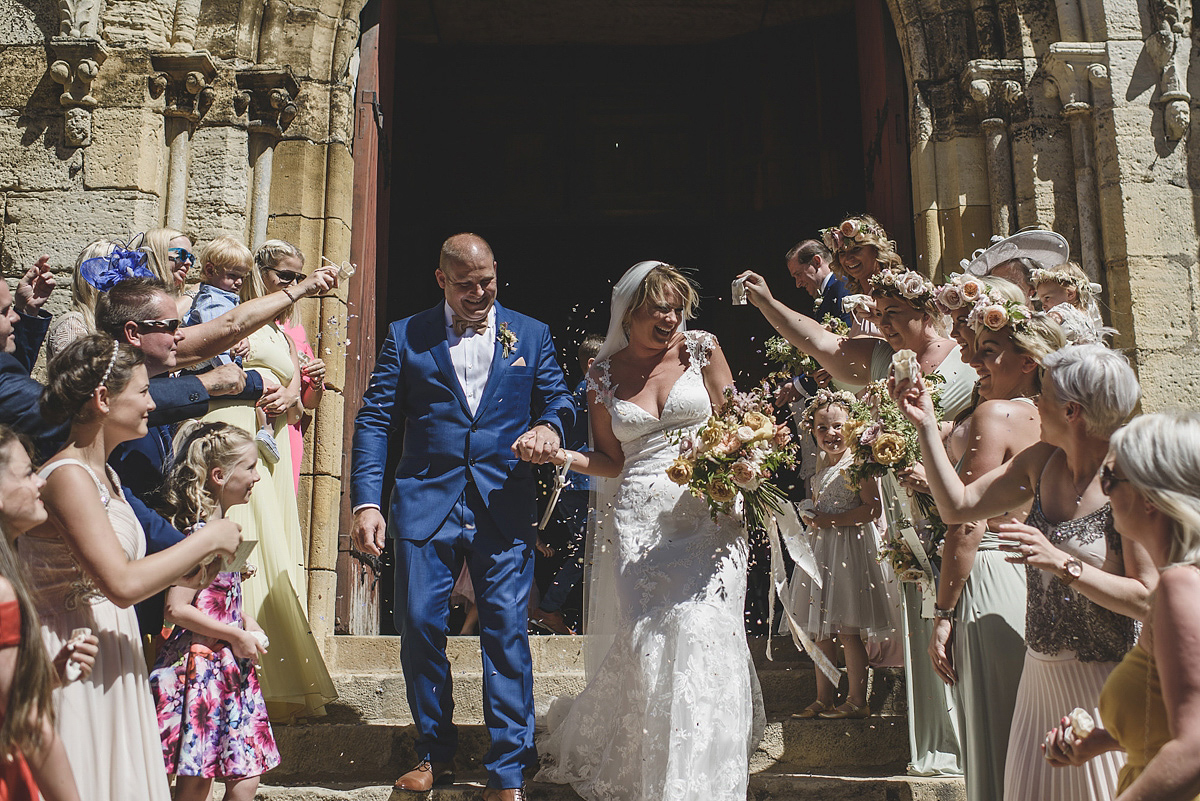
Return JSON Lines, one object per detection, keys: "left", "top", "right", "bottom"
{"left": 1068, "top": 461, "right": 1103, "bottom": 505}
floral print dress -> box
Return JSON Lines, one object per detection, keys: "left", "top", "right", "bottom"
{"left": 149, "top": 523, "right": 280, "bottom": 778}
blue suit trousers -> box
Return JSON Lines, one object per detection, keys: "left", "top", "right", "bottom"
{"left": 392, "top": 482, "right": 537, "bottom": 788}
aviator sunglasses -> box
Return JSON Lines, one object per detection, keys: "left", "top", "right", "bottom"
{"left": 135, "top": 318, "right": 182, "bottom": 334}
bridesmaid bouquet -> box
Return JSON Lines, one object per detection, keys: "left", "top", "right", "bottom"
{"left": 764, "top": 315, "right": 849, "bottom": 380}
{"left": 666, "top": 385, "right": 798, "bottom": 528}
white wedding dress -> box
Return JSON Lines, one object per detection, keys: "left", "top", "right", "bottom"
{"left": 537, "top": 330, "right": 765, "bottom": 801}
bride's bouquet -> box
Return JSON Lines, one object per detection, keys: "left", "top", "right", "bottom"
{"left": 666, "top": 385, "right": 798, "bottom": 528}
{"left": 764, "top": 314, "right": 849, "bottom": 380}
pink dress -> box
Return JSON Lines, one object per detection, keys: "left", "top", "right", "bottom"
{"left": 149, "top": 524, "right": 280, "bottom": 779}
{"left": 282, "top": 321, "right": 316, "bottom": 492}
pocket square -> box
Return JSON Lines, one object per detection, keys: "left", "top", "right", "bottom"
{"left": 511, "top": 356, "right": 527, "bottom": 367}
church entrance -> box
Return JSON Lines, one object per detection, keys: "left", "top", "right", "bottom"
{"left": 338, "top": 0, "right": 911, "bottom": 634}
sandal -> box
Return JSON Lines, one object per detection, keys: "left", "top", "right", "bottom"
{"left": 792, "top": 700, "right": 832, "bottom": 719}
{"left": 818, "top": 701, "right": 871, "bottom": 719}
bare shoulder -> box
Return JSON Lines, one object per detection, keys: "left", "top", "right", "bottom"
{"left": 0, "top": 577, "right": 16, "bottom": 604}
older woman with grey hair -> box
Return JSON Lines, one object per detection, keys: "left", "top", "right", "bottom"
{"left": 891, "top": 343, "right": 1158, "bottom": 801}
{"left": 1043, "top": 410, "right": 1200, "bottom": 801}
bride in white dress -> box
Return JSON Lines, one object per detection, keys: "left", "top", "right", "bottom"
{"left": 533, "top": 262, "right": 765, "bottom": 801}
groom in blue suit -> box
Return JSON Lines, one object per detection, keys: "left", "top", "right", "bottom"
{"left": 351, "top": 233, "right": 573, "bottom": 801}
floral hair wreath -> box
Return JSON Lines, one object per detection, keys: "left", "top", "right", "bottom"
{"left": 932, "top": 273, "right": 987, "bottom": 313}
{"left": 1029, "top": 267, "right": 1102, "bottom": 297}
{"left": 867, "top": 268, "right": 937, "bottom": 309}
{"left": 800, "top": 388, "right": 862, "bottom": 432}
{"left": 820, "top": 217, "right": 887, "bottom": 254}
{"left": 966, "top": 293, "right": 1032, "bottom": 332}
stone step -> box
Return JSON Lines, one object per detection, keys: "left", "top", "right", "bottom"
{"left": 232, "top": 770, "right": 964, "bottom": 801}
{"left": 269, "top": 716, "right": 910, "bottom": 785}
{"left": 324, "top": 665, "right": 905, "bottom": 724}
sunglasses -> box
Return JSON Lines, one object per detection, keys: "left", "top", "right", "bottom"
{"left": 264, "top": 266, "right": 305, "bottom": 285}
{"left": 168, "top": 247, "right": 195, "bottom": 267}
{"left": 1099, "top": 465, "right": 1129, "bottom": 496}
{"left": 135, "top": 318, "right": 182, "bottom": 334}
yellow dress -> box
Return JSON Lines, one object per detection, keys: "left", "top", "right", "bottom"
{"left": 201, "top": 322, "right": 336, "bottom": 722}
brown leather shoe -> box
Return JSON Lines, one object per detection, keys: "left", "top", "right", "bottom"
{"left": 480, "top": 786, "right": 527, "bottom": 801}
{"left": 393, "top": 760, "right": 455, "bottom": 792}
{"left": 529, "top": 607, "right": 575, "bottom": 635}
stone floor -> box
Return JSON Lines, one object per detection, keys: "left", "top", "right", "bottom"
{"left": 233, "top": 635, "right": 965, "bottom": 801}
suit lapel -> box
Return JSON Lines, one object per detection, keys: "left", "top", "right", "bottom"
{"left": 473, "top": 302, "right": 508, "bottom": 418}
{"left": 423, "top": 304, "right": 471, "bottom": 416}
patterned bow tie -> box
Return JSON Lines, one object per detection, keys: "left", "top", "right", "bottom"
{"left": 452, "top": 315, "right": 489, "bottom": 336}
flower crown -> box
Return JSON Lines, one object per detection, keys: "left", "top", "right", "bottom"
{"left": 966, "top": 294, "right": 1032, "bottom": 332}
{"left": 932, "top": 273, "right": 987, "bottom": 313}
{"left": 800, "top": 388, "right": 862, "bottom": 431}
{"left": 820, "top": 217, "right": 887, "bottom": 253}
{"left": 1029, "top": 268, "right": 1102, "bottom": 298}
{"left": 868, "top": 268, "right": 937, "bottom": 308}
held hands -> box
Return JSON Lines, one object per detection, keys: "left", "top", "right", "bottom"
{"left": 302, "top": 358, "right": 327, "bottom": 386}
{"left": 258, "top": 382, "right": 300, "bottom": 417}
{"left": 928, "top": 618, "right": 957, "bottom": 685}
{"left": 511, "top": 424, "right": 561, "bottom": 464}
{"left": 734, "top": 271, "right": 773, "bottom": 308}
{"left": 997, "top": 520, "right": 1064, "bottom": 573}
{"left": 15, "top": 255, "right": 55, "bottom": 314}
{"left": 53, "top": 631, "right": 99, "bottom": 683}
{"left": 351, "top": 507, "right": 387, "bottom": 557}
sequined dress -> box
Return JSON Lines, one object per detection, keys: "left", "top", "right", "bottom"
{"left": 17, "top": 460, "right": 172, "bottom": 801}
{"left": 1002, "top": 480, "right": 1135, "bottom": 801}
{"left": 537, "top": 330, "right": 765, "bottom": 801}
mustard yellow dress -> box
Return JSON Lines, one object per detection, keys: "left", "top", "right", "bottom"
{"left": 1098, "top": 625, "right": 1198, "bottom": 798}
{"left": 201, "top": 322, "right": 336, "bottom": 722}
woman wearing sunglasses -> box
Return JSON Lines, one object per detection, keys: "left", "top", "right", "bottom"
{"left": 1042, "top": 410, "right": 1200, "bottom": 801}
{"left": 890, "top": 343, "right": 1157, "bottom": 801}
{"left": 141, "top": 228, "right": 197, "bottom": 317}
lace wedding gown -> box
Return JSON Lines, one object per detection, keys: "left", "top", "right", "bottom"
{"left": 538, "top": 330, "right": 765, "bottom": 801}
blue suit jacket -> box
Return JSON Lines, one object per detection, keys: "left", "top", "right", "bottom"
{"left": 810, "top": 275, "right": 854, "bottom": 329}
{"left": 351, "top": 302, "right": 574, "bottom": 543}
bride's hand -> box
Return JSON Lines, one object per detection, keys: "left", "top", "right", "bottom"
{"left": 736, "top": 271, "right": 773, "bottom": 308}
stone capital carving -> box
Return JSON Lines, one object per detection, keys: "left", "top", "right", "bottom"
{"left": 48, "top": 37, "right": 107, "bottom": 146}
{"left": 1145, "top": 5, "right": 1190, "bottom": 140}
{"left": 234, "top": 67, "right": 301, "bottom": 137}
{"left": 149, "top": 50, "right": 217, "bottom": 123}
{"left": 58, "top": 0, "right": 100, "bottom": 39}
{"left": 961, "top": 59, "right": 1026, "bottom": 123}
{"left": 1042, "top": 43, "right": 1109, "bottom": 113}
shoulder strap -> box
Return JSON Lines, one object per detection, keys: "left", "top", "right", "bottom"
{"left": 40, "top": 459, "right": 110, "bottom": 506}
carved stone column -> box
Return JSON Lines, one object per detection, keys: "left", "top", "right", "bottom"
{"left": 48, "top": 38, "right": 107, "bottom": 148}
{"left": 962, "top": 59, "right": 1025, "bottom": 238}
{"left": 150, "top": 51, "right": 217, "bottom": 230}
{"left": 170, "top": 0, "right": 202, "bottom": 53}
{"left": 1043, "top": 43, "right": 1109, "bottom": 278}
{"left": 235, "top": 67, "right": 300, "bottom": 248}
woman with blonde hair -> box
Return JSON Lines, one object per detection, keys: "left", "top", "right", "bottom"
{"left": 141, "top": 227, "right": 197, "bottom": 316}
{"left": 47, "top": 239, "right": 113, "bottom": 359}
{"left": 253, "top": 240, "right": 326, "bottom": 491}
{"left": 1043, "top": 410, "right": 1200, "bottom": 800}
{"left": 821, "top": 214, "right": 904, "bottom": 293}
{"left": 195, "top": 242, "right": 336, "bottom": 722}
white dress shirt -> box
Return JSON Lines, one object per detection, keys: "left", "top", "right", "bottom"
{"left": 445, "top": 303, "right": 495, "bottom": 416}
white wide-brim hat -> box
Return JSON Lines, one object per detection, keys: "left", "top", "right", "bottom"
{"left": 962, "top": 229, "right": 1070, "bottom": 276}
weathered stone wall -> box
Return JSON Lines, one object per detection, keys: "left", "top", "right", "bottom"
{"left": 0, "top": 0, "right": 366, "bottom": 642}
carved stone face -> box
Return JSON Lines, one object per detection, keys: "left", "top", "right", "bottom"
{"left": 64, "top": 107, "right": 90, "bottom": 147}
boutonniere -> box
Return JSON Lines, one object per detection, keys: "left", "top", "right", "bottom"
{"left": 497, "top": 323, "right": 518, "bottom": 359}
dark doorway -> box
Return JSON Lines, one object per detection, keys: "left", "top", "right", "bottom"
{"left": 384, "top": 20, "right": 866, "bottom": 387}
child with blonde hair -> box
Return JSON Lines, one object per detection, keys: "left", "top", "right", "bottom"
{"left": 787, "top": 390, "right": 897, "bottom": 720}
{"left": 150, "top": 421, "right": 279, "bottom": 801}
{"left": 1031, "top": 262, "right": 1103, "bottom": 322}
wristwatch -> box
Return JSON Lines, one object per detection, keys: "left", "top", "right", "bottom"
{"left": 933, "top": 606, "right": 956, "bottom": 620}
{"left": 1061, "top": 557, "right": 1084, "bottom": 586}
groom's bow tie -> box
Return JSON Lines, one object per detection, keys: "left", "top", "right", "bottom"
{"left": 451, "top": 314, "right": 489, "bottom": 336}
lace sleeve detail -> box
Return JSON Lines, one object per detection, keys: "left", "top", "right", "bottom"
{"left": 685, "top": 330, "right": 716, "bottom": 369}
{"left": 587, "top": 359, "right": 616, "bottom": 407}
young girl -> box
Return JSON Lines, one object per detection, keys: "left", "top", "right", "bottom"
{"left": 151, "top": 421, "right": 280, "bottom": 801}
{"left": 788, "top": 389, "right": 895, "bottom": 719}
{"left": 1031, "top": 262, "right": 1103, "bottom": 324}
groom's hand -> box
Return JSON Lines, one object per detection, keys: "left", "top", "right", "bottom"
{"left": 512, "top": 423, "right": 561, "bottom": 464}
{"left": 352, "top": 508, "right": 387, "bottom": 556}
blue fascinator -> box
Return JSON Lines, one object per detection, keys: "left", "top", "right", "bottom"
{"left": 79, "top": 234, "right": 154, "bottom": 292}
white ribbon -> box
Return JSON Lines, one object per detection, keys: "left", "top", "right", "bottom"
{"left": 763, "top": 504, "right": 841, "bottom": 685}
{"left": 893, "top": 490, "right": 938, "bottom": 618}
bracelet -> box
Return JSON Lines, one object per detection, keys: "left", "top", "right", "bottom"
{"left": 933, "top": 606, "right": 956, "bottom": 620}
{"left": 282, "top": 287, "right": 299, "bottom": 303}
